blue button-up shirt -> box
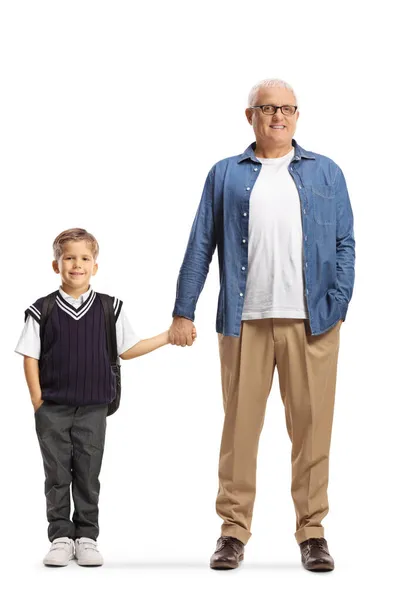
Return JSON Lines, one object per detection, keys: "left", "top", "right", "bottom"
{"left": 173, "top": 139, "right": 355, "bottom": 336}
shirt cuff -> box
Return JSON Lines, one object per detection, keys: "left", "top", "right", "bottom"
{"left": 172, "top": 304, "right": 195, "bottom": 322}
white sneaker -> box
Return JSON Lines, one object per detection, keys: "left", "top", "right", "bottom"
{"left": 75, "top": 537, "right": 104, "bottom": 566}
{"left": 43, "top": 537, "right": 75, "bottom": 567}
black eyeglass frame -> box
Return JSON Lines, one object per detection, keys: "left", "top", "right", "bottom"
{"left": 250, "top": 104, "right": 298, "bottom": 116}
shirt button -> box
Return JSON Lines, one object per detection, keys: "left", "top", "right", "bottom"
{"left": 305, "top": 235, "right": 308, "bottom": 241}
{"left": 303, "top": 209, "right": 306, "bottom": 214}
{"left": 243, "top": 212, "right": 247, "bottom": 217}
{"left": 246, "top": 187, "right": 250, "bottom": 191}
{"left": 305, "top": 262, "right": 308, "bottom": 268}
{"left": 241, "top": 266, "right": 245, "bottom": 271}
{"left": 306, "top": 289, "right": 309, "bottom": 295}
{"left": 242, "top": 239, "right": 246, "bottom": 243}
{"left": 299, "top": 185, "right": 302, "bottom": 189}
{"left": 253, "top": 167, "right": 258, "bottom": 171}
{"left": 291, "top": 167, "right": 293, "bottom": 171}
{"left": 240, "top": 293, "right": 243, "bottom": 297}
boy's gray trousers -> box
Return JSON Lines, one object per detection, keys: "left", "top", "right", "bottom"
{"left": 34, "top": 402, "right": 108, "bottom": 542}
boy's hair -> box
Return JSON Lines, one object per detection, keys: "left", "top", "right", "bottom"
{"left": 53, "top": 228, "right": 99, "bottom": 261}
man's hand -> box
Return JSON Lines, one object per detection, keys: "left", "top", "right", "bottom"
{"left": 169, "top": 316, "right": 196, "bottom": 347}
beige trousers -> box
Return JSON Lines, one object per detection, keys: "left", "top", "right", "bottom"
{"left": 216, "top": 318, "right": 341, "bottom": 544}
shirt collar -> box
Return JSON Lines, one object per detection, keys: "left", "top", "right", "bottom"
{"left": 237, "top": 138, "right": 316, "bottom": 163}
{"left": 59, "top": 285, "right": 93, "bottom": 305}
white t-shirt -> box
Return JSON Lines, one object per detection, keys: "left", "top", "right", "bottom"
{"left": 15, "top": 286, "right": 141, "bottom": 359}
{"left": 242, "top": 148, "right": 308, "bottom": 320}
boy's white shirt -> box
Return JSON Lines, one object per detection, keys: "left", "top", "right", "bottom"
{"left": 15, "top": 286, "right": 141, "bottom": 360}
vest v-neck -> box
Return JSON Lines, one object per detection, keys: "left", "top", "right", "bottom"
{"left": 55, "top": 289, "right": 97, "bottom": 321}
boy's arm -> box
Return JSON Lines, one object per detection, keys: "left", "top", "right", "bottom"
{"left": 15, "top": 314, "right": 43, "bottom": 411}
{"left": 120, "top": 331, "right": 169, "bottom": 360}
{"left": 23, "top": 356, "right": 43, "bottom": 411}
{"left": 120, "top": 326, "right": 197, "bottom": 360}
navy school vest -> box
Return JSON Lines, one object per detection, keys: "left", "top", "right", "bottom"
{"left": 25, "top": 290, "right": 122, "bottom": 407}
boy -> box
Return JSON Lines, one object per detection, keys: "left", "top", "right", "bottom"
{"left": 15, "top": 228, "right": 196, "bottom": 567}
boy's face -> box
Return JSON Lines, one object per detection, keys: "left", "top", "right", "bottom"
{"left": 52, "top": 240, "right": 98, "bottom": 291}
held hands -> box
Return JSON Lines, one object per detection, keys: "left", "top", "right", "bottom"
{"left": 168, "top": 316, "right": 197, "bottom": 347}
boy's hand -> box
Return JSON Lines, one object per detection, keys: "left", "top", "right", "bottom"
{"left": 192, "top": 325, "right": 197, "bottom": 341}
{"left": 32, "top": 399, "right": 44, "bottom": 413}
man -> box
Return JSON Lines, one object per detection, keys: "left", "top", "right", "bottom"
{"left": 169, "top": 79, "right": 355, "bottom": 572}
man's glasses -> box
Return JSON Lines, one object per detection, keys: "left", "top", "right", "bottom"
{"left": 250, "top": 104, "right": 298, "bottom": 116}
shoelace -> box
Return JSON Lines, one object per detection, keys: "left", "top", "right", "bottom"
{"left": 309, "top": 538, "right": 328, "bottom": 553}
{"left": 218, "top": 536, "right": 240, "bottom": 551}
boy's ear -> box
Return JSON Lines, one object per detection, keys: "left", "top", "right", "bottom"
{"left": 92, "top": 263, "right": 99, "bottom": 276}
{"left": 52, "top": 260, "right": 60, "bottom": 274}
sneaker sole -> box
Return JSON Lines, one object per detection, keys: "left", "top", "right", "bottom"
{"left": 76, "top": 555, "right": 104, "bottom": 567}
{"left": 44, "top": 555, "right": 74, "bottom": 567}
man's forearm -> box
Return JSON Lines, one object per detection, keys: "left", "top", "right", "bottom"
{"left": 23, "top": 356, "right": 42, "bottom": 405}
{"left": 173, "top": 226, "right": 216, "bottom": 320}
{"left": 173, "top": 267, "right": 206, "bottom": 321}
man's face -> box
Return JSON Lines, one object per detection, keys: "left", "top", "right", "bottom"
{"left": 245, "top": 87, "right": 299, "bottom": 148}
{"left": 52, "top": 240, "right": 98, "bottom": 290}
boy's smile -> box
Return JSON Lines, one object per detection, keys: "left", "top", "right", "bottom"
{"left": 52, "top": 240, "right": 98, "bottom": 298}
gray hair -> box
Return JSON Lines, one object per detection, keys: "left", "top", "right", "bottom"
{"left": 248, "top": 78, "right": 298, "bottom": 107}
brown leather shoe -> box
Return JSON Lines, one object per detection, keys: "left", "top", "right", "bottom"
{"left": 210, "top": 536, "right": 244, "bottom": 570}
{"left": 300, "top": 537, "right": 335, "bottom": 572}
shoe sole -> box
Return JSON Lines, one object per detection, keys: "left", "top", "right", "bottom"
{"left": 44, "top": 555, "right": 74, "bottom": 567}
{"left": 210, "top": 555, "right": 244, "bottom": 570}
{"left": 303, "top": 562, "right": 334, "bottom": 572}
{"left": 77, "top": 559, "right": 103, "bottom": 567}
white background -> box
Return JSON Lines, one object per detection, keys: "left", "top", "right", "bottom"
{"left": 1, "top": 0, "right": 399, "bottom": 598}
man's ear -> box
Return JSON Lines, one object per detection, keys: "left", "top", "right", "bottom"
{"left": 245, "top": 108, "right": 253, "bottom": 125}
{"left": 52, "top": 260, "right": 59, "bottom": 274}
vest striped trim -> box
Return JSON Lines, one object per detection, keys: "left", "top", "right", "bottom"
{"left": 26, "top": 304, "right": 41, "bottom": 324}
{"left": 113, "top": 297, "right": 123, "bottom": 321}
{"left": 56, "top": 289, "right": 97, "bottom": 321}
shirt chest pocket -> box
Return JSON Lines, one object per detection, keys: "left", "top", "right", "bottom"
{"left": 309, "top": 184, "right": 336, "bottom": 225}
